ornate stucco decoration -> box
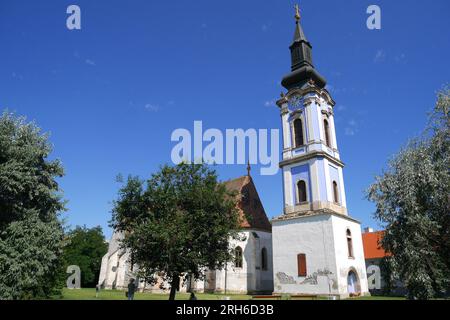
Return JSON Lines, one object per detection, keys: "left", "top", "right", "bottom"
{"left": 300, "top": 268, "right": 334, "bottom": 285}
{"left": 321, "top": 108, "right": 333, "bottom": 117}
{"left": 276, "top": 272, "right": 297, "bottom": 284}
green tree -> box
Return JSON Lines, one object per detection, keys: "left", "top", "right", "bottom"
{"left": 367, "top": 88, "right": 450, "bottom": 299}
{"left": 0, "top": 111, "right": 66, "bottom": 299}
{"left": 63, "top": 226, "right": 108, "bottom": 288}
{"left": 110, "top": 163, "right": 241, "bottom": 300}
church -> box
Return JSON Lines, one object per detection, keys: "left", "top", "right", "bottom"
{"left": 270, "top": 6, "right": 369, "bottom": 297}
{"left": 98, "top": 168, "right": 274, "bottom": 294}
{"left": 99, "top": 6, "right": 369, "bottom": 298}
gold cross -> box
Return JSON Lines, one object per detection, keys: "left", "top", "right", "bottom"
{"left": 294, "top": 4, "right": 301, "bottom": 22}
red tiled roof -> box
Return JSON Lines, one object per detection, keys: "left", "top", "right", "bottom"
{"left": 223, "top": 175, "right": 272, "bottom": 233}
{"left": 362, "top": 231, "right": 390, "bottom": 259}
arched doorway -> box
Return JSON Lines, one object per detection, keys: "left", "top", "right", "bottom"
{"left": 347, "top": 270, "right": 360, "bottom": 294}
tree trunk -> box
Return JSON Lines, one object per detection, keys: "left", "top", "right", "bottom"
{"left": 169, "top": 276, "right": 179, "bottom": 300}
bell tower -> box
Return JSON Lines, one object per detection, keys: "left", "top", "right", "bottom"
{"left": 271, "top": 5, "right": 369, "bottom": 298}
{"left": 278, "top": 5, "right": 346, "bottom": 218}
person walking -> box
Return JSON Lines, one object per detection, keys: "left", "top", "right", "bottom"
{"left": 189, "top": 291, "right": 197, "bottom": 301}
{"left": 127, "top": 279, "right": 136, "bottom": 300}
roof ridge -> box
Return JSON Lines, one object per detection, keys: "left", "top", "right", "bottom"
{"left": 223, "top": 175, "right": 248, "bottom": 184}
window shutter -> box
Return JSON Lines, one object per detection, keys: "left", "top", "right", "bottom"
{"left": 297, "top": 253, "right": 307, "bottom": 276}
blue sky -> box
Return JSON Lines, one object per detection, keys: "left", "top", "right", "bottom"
{"left": 1, "top": 0, "right": 449, "bottom": 239}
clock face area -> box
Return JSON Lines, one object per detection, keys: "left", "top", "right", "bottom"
{"left": 288, "top": 94, "right": 304, "bottom": 112}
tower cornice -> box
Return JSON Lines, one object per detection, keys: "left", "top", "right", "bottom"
{"left": 279, "top": 150, "right": 345, "bottom": 169}
{"left": 271, "top": 209, "right": 361, "bottom": 224}
{"left": 276, "top": 86, "right": 336, "bottom": 108}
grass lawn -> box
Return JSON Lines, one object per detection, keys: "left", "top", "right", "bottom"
{"left": 348, "top": 295, "right": 406, "bottom": 300}
{"left": 56, "top": 288, "right": 407, "bottom": 300}
{"left": 56, "top": 288, "right": 251, "bottom": 300}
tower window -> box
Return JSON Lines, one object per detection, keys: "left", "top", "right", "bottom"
{"left": 324, "top": 119, "right": 331, "bottom": 148}
{"left": 261, "top": 248, "right": 268, "bottom": 271}
{"left": 332, "top": 181, "right": 339, "bottom": 204}
{"left": 297, "top": 180, "right": 307, "bottom": 203}
{"left": 297, "top": 253, "right": 307, "bottom": 277}
{"left": 346, "top": 229, "right": 354, "bottom": 258}
{"left": 293, "top": 118, "right": 304, "bottom": 148}
{"left": 234, "top": 246, "right": 243, "bottom": 268}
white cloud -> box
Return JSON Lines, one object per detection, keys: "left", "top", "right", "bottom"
{"left": 394, "top": 53, "right": 406, "bottom": 63}
{"left": 145, "top": 103, "right": 159, "bottom": 112}
{"left": 326, "top": 84, "right": 351, "bottom": 95}
{"left": 374, "top": 49, "right": 386, "bottom": 63}
{"left": 12, "top": 72, "right": 24, "bottom": 80}
{"left": 261, "top": 22, "right": 272, "bottom": 32}
{"left": 344, "top": 119, "right": 358, "bottom": 136}
{"left": 85, "top": 59, "right": 96, "bottom": 66}
{"left": 74, "top": 52, "right": 96, "bottom": 66}
{"left": 331, "top": 71, "right": 342, "bottom": 77}
{"left": 344, "top": 127, "right": 355, "bottom": 136}
{"left": 264, "top": 100, "right": 275, "bottom": 107}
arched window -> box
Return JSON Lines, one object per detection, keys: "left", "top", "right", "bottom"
{"left": 297, "top": 180, "right": 307, "bottom": 203}
{"left": 234, "top": 246, "right": 243, "bottom": 268}
{"left": 346, "top": 229, "right": 354, "bottom": 258}
{"left": 333, "top": 181, "right": 339, "bottom": 204}
{"left": 293, "top": 118, "right": 304, "bottom": 148}
{"left": 324, "top": 119, "right": 331, "bottom": 148}
{"left": 261, "top": 248, "right": 268, "bottom": 271}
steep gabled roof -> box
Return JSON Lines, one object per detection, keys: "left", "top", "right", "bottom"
{"left": 223, "top": 175, "right": 272, "bottom": 233}
{"left": 362, "top": 231, "right": 391, "bottom": 259}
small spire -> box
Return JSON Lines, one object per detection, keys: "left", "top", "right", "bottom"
{"left": 281, "top": 3, "right": 327, "bottom": 90}
{"left": 247, "top": 160, "right": 251, "bottom": 177}
{"left": 294, "top": 4, "right": 301, "bottom": 23}
{"left": 292, "top": 4, "right": 307, "bottom": 43}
